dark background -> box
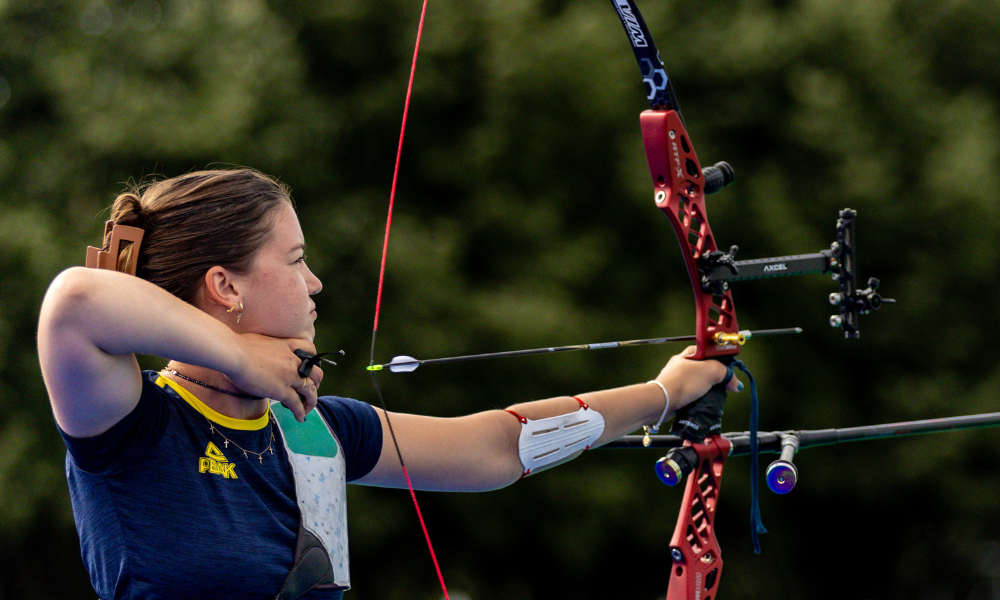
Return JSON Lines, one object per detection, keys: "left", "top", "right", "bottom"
{"left": 2, "top": 0, "right": 999, "bottom": 598}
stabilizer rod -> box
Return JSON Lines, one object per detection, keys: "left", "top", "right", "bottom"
{"left": 604, "top": 411, "right": 1000, "bottom": 454}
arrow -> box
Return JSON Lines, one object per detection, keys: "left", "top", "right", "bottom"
{"left": 366, "top": 328, "right": 802, "bottom": 373}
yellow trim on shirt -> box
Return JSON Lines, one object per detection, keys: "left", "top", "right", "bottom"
{"left": 156, "top": 374, "right": 270, "bottom": 431}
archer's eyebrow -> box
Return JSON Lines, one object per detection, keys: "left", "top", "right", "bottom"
{"left": 288, "top": 243, "right": 307, "bottom": 254}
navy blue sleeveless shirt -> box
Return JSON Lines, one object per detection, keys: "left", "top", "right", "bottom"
{"left": 60, "top": 371, "right": 383, "bottom": 600}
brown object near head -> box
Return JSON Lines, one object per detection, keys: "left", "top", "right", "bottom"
{"left": 85, "top": 169, "right": 291, "bottom": 303}
{"left": 85, "top": 221, "right": 145, "bottom": 275}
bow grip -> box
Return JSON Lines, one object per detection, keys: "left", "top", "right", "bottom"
{"left": 656, "top": 359, "right": 733, "bottom": 485}
{"left": 669, "top": 360, "right": 734, "bottom": 442}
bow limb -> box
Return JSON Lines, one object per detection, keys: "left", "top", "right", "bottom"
{"left": 665, "top": 435, "right": 731, "bottom": 600}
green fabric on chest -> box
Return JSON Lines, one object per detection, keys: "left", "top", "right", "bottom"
{"left": 271, "top": 404, "right": 339, "bottom": 458}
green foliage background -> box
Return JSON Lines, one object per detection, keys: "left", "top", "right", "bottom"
{"left": 1, "top": 0, "right": 999, "bottom": 598}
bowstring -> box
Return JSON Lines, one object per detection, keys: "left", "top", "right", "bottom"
{"left": 369, "top": 0, "right": 450, "bottom": 598}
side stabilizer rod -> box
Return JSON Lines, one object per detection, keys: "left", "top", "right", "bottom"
{"left": 605, "top": 411, "right": 1000, "bottom": 494}
{"left": 605, "top": 411, "right": 1000, "bottom": 454}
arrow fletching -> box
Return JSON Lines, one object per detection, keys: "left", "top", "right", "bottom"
{"left": 385, "top": 355, "right": 421, "bottom": 373}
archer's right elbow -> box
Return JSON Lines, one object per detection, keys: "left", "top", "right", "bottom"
{"left": 39, "top": 268, "right": 97, "bottom": 331}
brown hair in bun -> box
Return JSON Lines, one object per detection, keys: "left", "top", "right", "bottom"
{"left": 99, "top": 168, "right": 293, "bottom": 305}
{"left": 105, "top": 192, "right": 146, "bottom": 273}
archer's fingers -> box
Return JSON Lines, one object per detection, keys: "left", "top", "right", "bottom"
{"left": 308, "top": 365, "right": 324, "bottom": 390}
{"left": 298, "top": 379, "right": 318, "bottom": 417}
{"left": 714, "top": 363, "right": 743, "bottom": 393}
{"left": 280, "top": 391, "right": 306, "bottom": 423}
{"left": 721, "top": 364, "right": 744, "bottom": 393}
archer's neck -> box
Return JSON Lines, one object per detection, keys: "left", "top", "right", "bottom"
{"left": 163, "top": 362, "right": 269, "bottom": 420}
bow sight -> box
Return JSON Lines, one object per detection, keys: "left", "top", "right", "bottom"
{"left": 697, "top": 207, "right": 895, "bottom": 339}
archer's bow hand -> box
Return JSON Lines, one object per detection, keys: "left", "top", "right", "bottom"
{"left": 653, "top": 346, "right": 742, "bottom": 415}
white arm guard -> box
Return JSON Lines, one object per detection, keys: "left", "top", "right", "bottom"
{"left": 507, "top": 397, "right": 605, "bottom": 477}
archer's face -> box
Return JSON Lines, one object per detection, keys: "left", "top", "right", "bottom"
{"left": 238, "top": 202, "right": 322, "bottom": 341}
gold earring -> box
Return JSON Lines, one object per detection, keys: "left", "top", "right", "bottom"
{"left": 227, "top": 301, "right": 244, "bottom": 323}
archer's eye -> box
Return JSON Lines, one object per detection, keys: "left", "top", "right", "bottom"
{"left": 296, "top": 254, "right": 308, "bottom": 264}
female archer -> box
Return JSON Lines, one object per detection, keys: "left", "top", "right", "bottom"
{"left": 37, "top": 168, "right": 739, "bottom": 599}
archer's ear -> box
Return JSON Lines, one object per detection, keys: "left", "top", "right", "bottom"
{"left": 201, "top": 266, "right": 241, "bottom": 311}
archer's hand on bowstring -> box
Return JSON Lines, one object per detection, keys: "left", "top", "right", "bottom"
{"left": 229, "top": 333, "right": 324, "bottom": 423}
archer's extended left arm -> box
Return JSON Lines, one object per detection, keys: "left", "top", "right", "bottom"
{"left": 354, "top": 349, "right": 735, "bottom": 490}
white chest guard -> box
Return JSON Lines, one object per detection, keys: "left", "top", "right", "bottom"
{"left": 271, "top": 403, "right": 351, "bottom": 595}
{"left": 507, "top": 397, "right": 605, "bottom": 476}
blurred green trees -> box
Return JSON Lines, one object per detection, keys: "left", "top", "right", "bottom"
{"left": 1, "top": 0, "right": 999, "bottom": 598}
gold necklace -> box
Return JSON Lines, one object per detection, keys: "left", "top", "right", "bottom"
{"left": 204, "top": 412, "right": 276, "bottom": 464}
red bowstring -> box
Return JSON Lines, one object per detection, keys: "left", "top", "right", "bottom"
{"left": 369, "top": 0, "right": 450, "bottom": 598}
{"left": 372, "top": 0, "right": 428, "bottom": 334}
